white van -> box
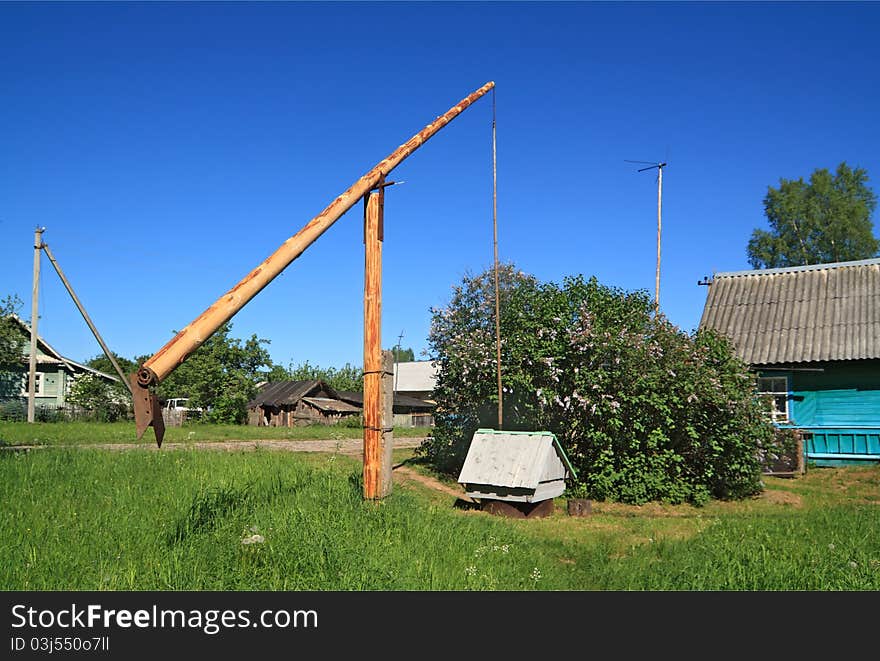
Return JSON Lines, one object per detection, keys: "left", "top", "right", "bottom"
{"left": 164, "top": 398, "right": 202, "bottom": 413}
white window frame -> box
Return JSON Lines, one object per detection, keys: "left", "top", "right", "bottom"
{"left": 757, "top": 376, "right": 789, "bottom": 423}
{"left": 20, "top": 372, "right": 44, "bottom": 396}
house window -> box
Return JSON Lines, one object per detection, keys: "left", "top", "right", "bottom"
{"left": 20, "top": 372, "right": 44, "bottom": 396}
{"left": 757, "top": 376, "right": 789, "bottom": 423}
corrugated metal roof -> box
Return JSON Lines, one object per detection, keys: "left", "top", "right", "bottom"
{"left": 301, "top": 397, "right": 361, "bottom": 413}
{"left": 457, "top": 429, "right": 575, "bottom": 489}
{"left": 699, "top": 258, "right": 880, "bottom": 365}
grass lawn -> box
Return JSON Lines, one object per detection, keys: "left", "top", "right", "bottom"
{"left": 0, "top": 420, "right": 432, "bottom": 446}
{"left": 1, "top": 442, "right": 879, "bottom": 590}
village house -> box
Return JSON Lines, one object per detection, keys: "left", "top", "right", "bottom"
{"left": 0, "top": 314, "right": 120, "bottom": 414}
{"left": 699, "top": 257, "right": 880, "bottom": 466}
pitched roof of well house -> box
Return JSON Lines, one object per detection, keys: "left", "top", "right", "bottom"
{"left": 698, "top": 257, "right": 880, "bottom": 365}
{"left": 457, "top": 429, "right": 576, "bottom": 490}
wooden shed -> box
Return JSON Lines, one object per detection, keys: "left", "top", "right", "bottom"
{"left": 457, "top": 429, "right": 576, "bottom": 504}
{"left": 246, "top": 380, "right": 360, "bottom": 427}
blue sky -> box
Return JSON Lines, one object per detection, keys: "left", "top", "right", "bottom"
{"left": 2, "top": 1, "right": 879, "bottom": 372}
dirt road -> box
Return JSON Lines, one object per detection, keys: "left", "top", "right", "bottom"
{"left": 76, "top": 437, "right": 427, "bottom": 455}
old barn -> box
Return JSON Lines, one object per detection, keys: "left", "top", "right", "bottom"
{"left": 246, "top": 380, "right": 361, "bottom": 427}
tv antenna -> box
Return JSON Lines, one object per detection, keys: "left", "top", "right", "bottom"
{"left": 625, "top": 159, "right": 667, "bottom": 311}
{"left": 394, "top": 330, "right": 403, "bottom": 397}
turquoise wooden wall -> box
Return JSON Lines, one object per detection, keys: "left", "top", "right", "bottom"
{"left": 763, "top": 359, "right": 880, "bottom": 465}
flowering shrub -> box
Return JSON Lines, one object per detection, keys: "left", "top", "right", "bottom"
{"left": 419, "top": 264, "right": 779, "bottom": 505}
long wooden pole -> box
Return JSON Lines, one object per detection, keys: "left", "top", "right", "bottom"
{"left": 27, "top": 227, "right": 44, "bottom": 423}
{"left": 132, "top": 81, "right": 495, "bottom": 445}
{"left": 137, "top": 81, "right": 495, "bottom": 390}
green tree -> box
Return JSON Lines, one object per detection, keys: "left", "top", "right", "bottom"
{"left": 85, "top": 352, "right": 138, "bottom": 380}
{"left": 389, "top": 346, "right": 415, "bottom": 362}
{"left": 147, "top": 322, "right": 273, "bottom": 424}
{"left": 747, "top": 162, "right": 879, "bottom": 268}
{"left": 286, "top": 360, "right": 363, "bottom": 392}
{"left": 421, "top": 264, "right": 779, "bottom": 505}
{"left": 264, "top": 363, "right": 291, "bottom": 383}
{"left": 0, "top": 295, "right": 25, "bottom": 399}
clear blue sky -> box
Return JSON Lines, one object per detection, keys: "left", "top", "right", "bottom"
{"left": 3, "top": 1, "right": 879, "bottom": 371}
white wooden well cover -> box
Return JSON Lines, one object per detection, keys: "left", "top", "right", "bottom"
{"left": 457, "top": 429, "right": 576, "bottom": 503}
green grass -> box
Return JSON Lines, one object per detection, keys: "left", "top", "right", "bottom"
{"left": 1, "top": 446, "right": 879, "bottom": 590}
{"left": 0, "top": 420, "right": 432, "bottom": 446}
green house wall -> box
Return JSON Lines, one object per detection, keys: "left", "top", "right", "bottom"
{"left": 0, "top": 364, "right": 70, "bottom": 407}
{"left": 763, "top": 360, "right": 880, "bottom": 465}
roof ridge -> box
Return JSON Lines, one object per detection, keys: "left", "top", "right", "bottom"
{"left": 715, "top": 257, "right": 880, "bottom": 279}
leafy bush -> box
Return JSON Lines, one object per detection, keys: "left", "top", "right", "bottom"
{"left": 67, "top": 373, "right": 131, "bottom": 422}
{"left": 419, "top": 264, "right": 776, "bottom": 505}
{"left": 338, "top": 414, "right": 365, "bottom": 429}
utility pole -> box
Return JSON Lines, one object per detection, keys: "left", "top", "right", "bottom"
{"left": 626, "top": 160, "right": 667, "bottom": 311}
{"left": 27, "top": 227, "right": 45, "bottom": 423}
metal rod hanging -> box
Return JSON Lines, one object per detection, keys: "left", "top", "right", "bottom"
{"left": 491, "top": 89, "right": 503, "bottom": 429}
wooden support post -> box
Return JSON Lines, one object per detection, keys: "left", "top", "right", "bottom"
{"left": 796, "top": 431, "right": 806, "bottom": 475}
{"left": 381, "top": 349, "right": 394, "bottom": 495}
{"left": 363, "top": 185, "right": 392, "bottom": 499}
{"left": 27, "top": 227, "right": 44, "bottom": 424}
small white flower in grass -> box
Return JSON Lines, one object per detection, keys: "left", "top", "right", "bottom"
{"left": 465, "top": 565, "right": 477, "bottom": 576}
{"left": 530, "top": 567, "right": 542, "bottom": 582}
{"left": 849, "top": 561, "right": 858, "bottom": 569}
{"left": 241, "top": 534, "right": 265, "bottom": 545}
{"left": 828, "top": 543, "right": 836, "bottom": 551}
